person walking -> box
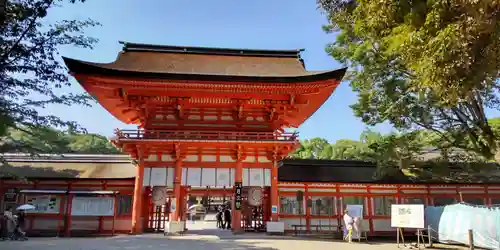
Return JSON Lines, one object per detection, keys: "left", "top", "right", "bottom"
{"left": 343, "top": 209, "right": 354, "bottom": 243}
{"left": 3, "top": 207, "right": 15, "bottom": 240}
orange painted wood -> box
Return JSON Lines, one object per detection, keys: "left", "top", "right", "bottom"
{"left": 131, "top": 160, "right": 145, "bottom": 233}
{"left": 270, "top": 159, "right": 279, "bottom": 221}
{"left": 172, "top": 160, "right": 183, "bottom": 221}
{"left": 232, "top": 161, "right": 243, "bottom": 232}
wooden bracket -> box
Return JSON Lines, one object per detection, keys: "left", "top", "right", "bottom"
{"left": 172, "top": 143, "right": 186, "bottom": 161}
{"left": 231, "top": 144, "right": 247, "bottom": 161}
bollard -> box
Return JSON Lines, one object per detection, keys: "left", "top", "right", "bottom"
{"left": 468, "top": 229, "right": 474, "bottom": 250}
{"left": 427, "top": 225, "right": 433, "bottom": 247}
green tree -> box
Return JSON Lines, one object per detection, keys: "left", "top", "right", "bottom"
{"left": 290, "top": 137, "right": 331, "bottom": 159}
{"left": 330, "top": 139, "right": 366, "bottom": 160}
{"left": 0, "top": 0, "right": 99, "bottom": 176}
{"left": 7, "top": 126, "right": 121, "bottom": 154}
{"left": 318, "top": 0, "right": 500, "bottom": 160}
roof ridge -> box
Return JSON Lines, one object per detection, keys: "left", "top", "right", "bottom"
{"left": 119, "top": 41, "right": 305, "bottom": 58}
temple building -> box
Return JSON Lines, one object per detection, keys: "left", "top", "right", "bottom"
{"left": 0, "top": 42, "right": 498, "bottom": 237}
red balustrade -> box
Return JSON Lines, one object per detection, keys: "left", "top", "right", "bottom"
{"left": 113, "top": 129, "right": 298, "bottom": 142}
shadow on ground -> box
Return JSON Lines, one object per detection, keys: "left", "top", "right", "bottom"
{"left": 0, "top": 236, "right": 278, "bottom": 250}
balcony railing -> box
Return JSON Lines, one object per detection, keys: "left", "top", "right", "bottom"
{"left": 114, "top": 129, "right": 298, "bottom": 142}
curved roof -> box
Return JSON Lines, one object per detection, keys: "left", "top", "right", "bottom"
{"left": 63, "top": 41, "right": 347, "bottom": 83}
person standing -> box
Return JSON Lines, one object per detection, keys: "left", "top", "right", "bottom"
{"left": 0, "top": 213, "right": 7, "bottom": 240}
{"left": 343, "top": 209, "right": 354, "bottom": 243}
{"left": 216, "top": 206, "right": 223, "bottom": 229}
{"left": 223, "top": 207, "right": 232, "bottom": 230}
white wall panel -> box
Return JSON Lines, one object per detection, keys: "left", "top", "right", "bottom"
{"left": 166, "top": 167, "right": 174, "bottom": 188}
{"left": 216, "top": 168, "right": 231, "bottom": 187}
{"left": 242, "top": 168, "right": 250, "bottom": 186}
{"left": 201, "top": 168, "right": 216, "bottom": 186}
{"left": 150, "top": 168, "right": 167, "bottom": 186}
{"left": 249, "top": 168, "right": 264, "bottom": 187}
{"left": 187, "top": 168, "right": 202, "bottom": 186}
{"left": 142, "top": 168, "right": 151, "bottom": 187}
{"left": 181, "top": 168, "right": 188, "bottom": 185}
{"left": 264, "top": 169, "right": 271, "bottom": 187}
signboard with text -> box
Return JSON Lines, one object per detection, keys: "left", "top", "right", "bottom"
{"left": 390, "top": 204, "right": 425, "bottom": 229}
{"left": 234, "top": 182, "right": 242, "bottom": 210}
{"left": 346, "top": 204, "right": 363, "bottom": 219}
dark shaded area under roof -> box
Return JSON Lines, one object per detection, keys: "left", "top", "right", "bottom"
{"left": 278, "top": 159, "right": 500, "bottom": 184}
{"left": 278, "top": 159, "right": 410, "bottom": 184}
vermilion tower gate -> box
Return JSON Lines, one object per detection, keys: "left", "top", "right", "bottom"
{"left": 64, "top": 42, "right": 345, "bottom": 233}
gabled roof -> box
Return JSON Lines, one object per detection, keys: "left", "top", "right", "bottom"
{"left": 63, "top": 41, "right": 347, "bottom": 83}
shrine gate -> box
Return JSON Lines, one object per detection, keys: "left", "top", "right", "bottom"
{"left": 63, "top": 42, "right": 346, "bottom": 233}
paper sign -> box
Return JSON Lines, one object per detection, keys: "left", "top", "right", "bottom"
{"left": 391, "top": 204, "right": 425, "bottom": 229}
{"left": 271, "top": 205, "right": 278, "bottom": 214}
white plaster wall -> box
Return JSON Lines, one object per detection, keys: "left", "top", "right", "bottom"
{"left": 70, "top": 218, "right": 100, "bottom": 230}
{"left": 258, "top": 156, "right": 271, "bottom": 163}
{"left": 373, "top": 219, "right": 395, "bottom": 232}
{"left": 280, "top": 218, "right": 306, "bottom": 230}
{"left": 219, "top": 156, "right": 235, "bottom": 162}
{"left": 143, "top": 168, "right": 174, "bottom": 187}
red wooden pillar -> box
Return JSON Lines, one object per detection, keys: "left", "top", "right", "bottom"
{"left": 366, "top": 185, "right": 374, "bottom": 234}
{"left": 305, "top": 184, "right": 310, "bottom": 232}
{"left": 270, "top": 159, "right": 279, "bottom": 221}
{"left": 232, "top": 160, "right": 243, "bottom": 232}
{"left": 131, "top": 159, "right": 145, "bottom": 233}
{"left": 65, "top": 194, "right": 74, "bottom": 237}
{"left": 142, "top": 187, "right": 151, "bottom": 231}
{"left": 98, "top": 181, "right": 107, "bottom": 233}
{"left": 172, "top": 159, "right": 183, "bottom": 221}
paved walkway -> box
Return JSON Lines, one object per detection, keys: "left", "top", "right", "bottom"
{"left": 0, "top": 234, "right": 405, "bottom": 250}
{"left": 0, "top": 222, "right": 465, "bottom": 250}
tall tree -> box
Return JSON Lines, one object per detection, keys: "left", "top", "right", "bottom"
{"left": 0, "top": 0, "right": 99, "bottom": 176}
{"left": 318, "top": 0, "right": 500, "bottom": 160}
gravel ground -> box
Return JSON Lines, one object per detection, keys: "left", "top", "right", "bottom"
{"left": 0, "top": 221, "right": 469, "bottom": 250}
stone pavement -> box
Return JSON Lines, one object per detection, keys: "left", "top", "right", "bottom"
{"left": 0, "top": 234, "right": 404, "bottom": 250}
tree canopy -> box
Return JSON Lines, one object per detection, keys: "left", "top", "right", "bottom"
{"left": 5, "top": 126, "right": 121, "bottom": 154}
{"left": 318, "top": 0, "right": 500, "bottom": 160}
{"left": 0, "top": 0, "right": 99, "bottom": 176}
{"left": 1, "top": 0, "right": 98, "bottom": 136}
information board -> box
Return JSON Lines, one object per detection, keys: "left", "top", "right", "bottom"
{"left": 390, "top": 204, "right": 425, "bottom": 229}
{"left": 234, "top": 182, "right": 242, "bottom": 210}
{"left": 26, "top": 195, "right": 60, "bottom": 214}
{"left": 71, "top": 197, "right": 115, "bottom": 216}
{"left": 346, "top": 204, "right": 363, "bottom": 219}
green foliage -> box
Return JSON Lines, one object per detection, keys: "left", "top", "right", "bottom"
{"left": 0, "top": 0, "right": 100, "bottom": 176}
{"left": 318, "top": 0, "right": 500, "bottom": 160}
{"left": 6, "top": 126, "right": 121, "bottom": 154}
{"left": 290, "top": 126, "right": 498, "bottom": 177}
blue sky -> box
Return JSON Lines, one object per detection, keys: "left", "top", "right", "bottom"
{"left": 44, "top": 0, "right": 393, "bottom": 143}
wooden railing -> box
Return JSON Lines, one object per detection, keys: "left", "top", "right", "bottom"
{"left": 114, "top": 129, "right": 299, "bottom": 142}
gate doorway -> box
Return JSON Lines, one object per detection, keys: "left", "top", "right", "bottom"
{"left": 241, "top": 187, "right": 270, "bottom": 232}
{"left": 184, "top": 186, "right": 233, "bottom": 231}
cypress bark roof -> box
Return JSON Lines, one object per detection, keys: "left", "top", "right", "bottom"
{"left": 63, "top": 41, "right": 347, "bottom": 83}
